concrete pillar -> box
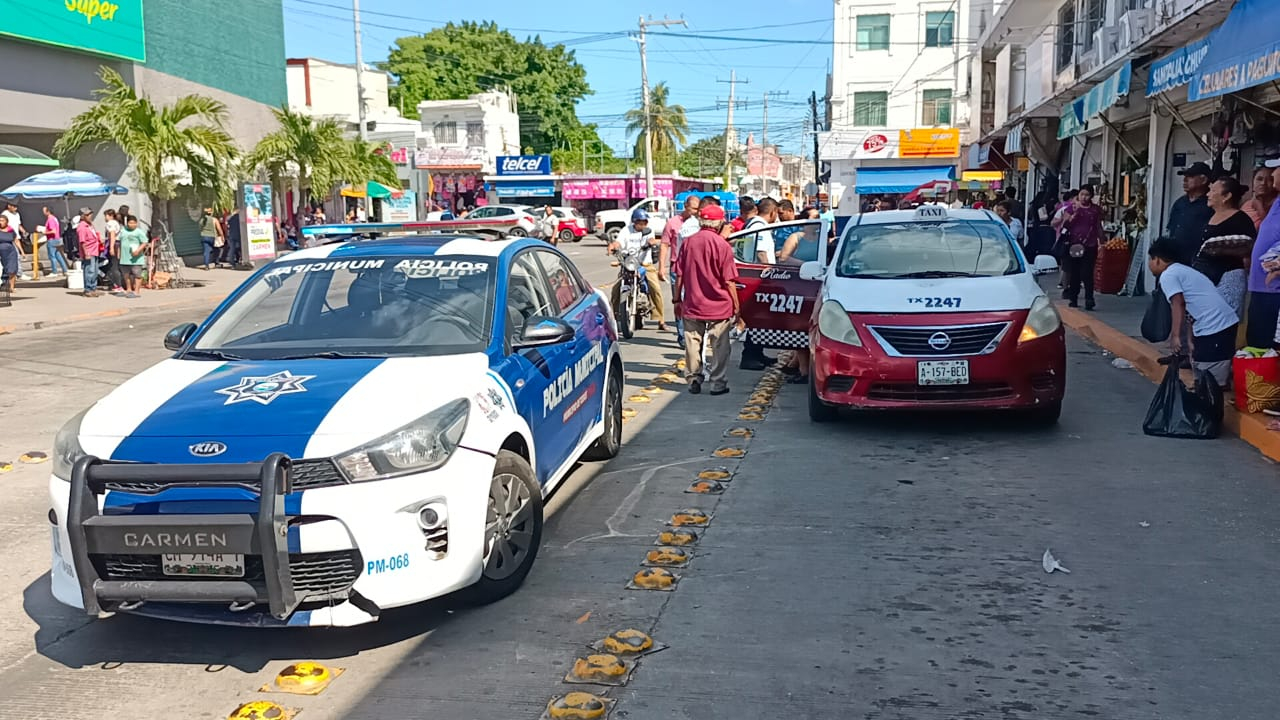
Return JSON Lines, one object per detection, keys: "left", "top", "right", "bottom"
{"left": 1142, "top": 104, "right": 1175, "bottom": 289}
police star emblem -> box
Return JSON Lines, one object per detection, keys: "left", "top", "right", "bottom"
{"left": 216, "top": 370, "right": 316, "bottom": 406}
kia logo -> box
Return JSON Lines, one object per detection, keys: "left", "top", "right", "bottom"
{"left": 927, "top": 332, "right": 952, "bottom": 351}
{"left": 189, "top": 441, "right": 227, "bottom": 458}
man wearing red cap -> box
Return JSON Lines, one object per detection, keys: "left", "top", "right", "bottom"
{"left": 673, "top": 204, "right": 741, "bottom": 395}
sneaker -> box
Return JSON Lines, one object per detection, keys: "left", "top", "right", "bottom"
{"left": 125, "top": 292, "right": 140, "bottom": 299}
{"left": 709, "top": 387, "right": 730, "bottom": 396}
{"left": 689, "top": 378, "right": 702, "bottom": 395}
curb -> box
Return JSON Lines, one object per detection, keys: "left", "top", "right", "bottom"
{"left": 0, "top": 292, "right": 224, "bottom": 336}
{"left": 1057, "top": 301, "right": 1280, "bottom": 463}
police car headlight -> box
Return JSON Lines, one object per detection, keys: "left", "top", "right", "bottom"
{"left": 52, "top": 407, "right": 89, "bottom": 481}
{"left": 817, "top": 299, "right": 862, "bottom": 347}
{"left": 1019, "top": 295, "right": 1062, "bottom": 344}
{"left": 335, "top": 399, "right": 470, "bottom": 481}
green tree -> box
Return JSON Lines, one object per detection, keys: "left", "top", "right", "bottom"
{"left": 53, "top": 65, "right": 239, "bottom": 229}
{"left": 677, "top": 133, "right": 742, "bottom": 179}
{"left": 625, "top": 83, "right": 688, "bottom": 174}
{"left": 345, "top": 138, "right": 401, "bottom": 189}
{"left": 246, "top": 106, "right": 373, "bottom": 217}
{"left": 381, "top": 21, "right": 593, "bottom": 152}
{"left": 550, "top": 123, "right": 629, "bottom": 174}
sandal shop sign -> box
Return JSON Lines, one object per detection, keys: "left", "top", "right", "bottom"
{"left": 1, "top": 1, "right": 146, "bottom": 63}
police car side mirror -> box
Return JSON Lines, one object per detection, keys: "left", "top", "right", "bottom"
{"left": 799, "top": 261, "right": 824, "bottom": 282}
{"left": 164, "top": 322, "right": 197, "bottom": 350}
{"left": 514, "top": 316, "right": 576, "bottom": 348}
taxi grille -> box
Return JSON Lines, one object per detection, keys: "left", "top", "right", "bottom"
{"left": 869, "top": 323, "right": 1008, "bottom": 357}
{"left": 92, "top": 550, "right": 363, "bottom": 598}
{"left": 866, "top": 382, "right": 1015, "bottom": 402}
{"left": 101, "top": 459, "right": 346, "bottom": 495}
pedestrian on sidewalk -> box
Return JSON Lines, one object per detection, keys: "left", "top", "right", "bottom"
{"left": 76, "top": 208, "right": 101, "bottom": 297}
{"left": 739, "top": 197, "right": 777, "bottom": 371}
{"left": 41, "top": 206, "right": 68, "bottom": 276}
{"left": 1149, "top": 239, "right": 1239, "bottom": 387}
{"left": 102, "top": 209, "right": 125, "bottom": 295}
{"left": 1195, "top": 177, "right": 1255, "bottom": 318}
{"left": 1244, "top": 166, "right": 1276, "bottom": 229}
{"left": 223, "top": 208, "right": 242, "bottom": 268}
{"left": 1058, "top": 184, "right": 1105, "bottom": 310}
{"left": 0, "top": 214, "right": 22, "bottom": 295}
{"left": 661, "top": 194, "right": 701, "bottom": 349}
{"left": 674, "top": 204, "right": 740, "bottom": 396}
{"left": 995, "top": 200, "right": 1024, "bottom": 247}
{"left": 198, "top": 207, "right": 222, "bottom": 270}
{"left": 117, "top": 215, "right": 149, "bottom": 298}
{"left": 731, "top": 196, "right": 753, "bottom": 233}
{"left": 1168, "top": 162, "right": 1214, "bottom": 265}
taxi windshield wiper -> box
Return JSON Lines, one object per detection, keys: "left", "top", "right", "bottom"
{"left": 890, "top": 270, "right": 979, "bottom": 279}
{"left": 181, "top": 349, "right": 247, "bottom": 361}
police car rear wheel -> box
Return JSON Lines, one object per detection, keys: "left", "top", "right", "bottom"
{"left": 584, "top": 367, "right": 623, "bottom": 460}
{"left": 470, "top": 451, "right": 543, "bottom": 604}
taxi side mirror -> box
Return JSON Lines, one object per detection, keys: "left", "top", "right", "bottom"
{"left": 799, "top": 261, "right": 824, "bottom": 282}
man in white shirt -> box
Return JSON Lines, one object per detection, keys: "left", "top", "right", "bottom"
{"left": 1148, "top": 238, "right": 1239, "bottom": 387}
{"left": 749, "top": 197, "right": 780, "bottom": 264}
{"left": 607, "top": 209, "right": 665, "bottom": 330}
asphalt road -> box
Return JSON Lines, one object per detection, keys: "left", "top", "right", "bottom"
{"left": 3, "top": 241, "right": 1280, "bottom": 718}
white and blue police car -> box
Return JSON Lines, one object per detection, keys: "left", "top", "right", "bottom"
{"left": 48, "top": 226, "right": 624, "bottom": 627}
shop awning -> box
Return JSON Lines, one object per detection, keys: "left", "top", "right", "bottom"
{"left": 1059, "top": 60, "right": 1132, "bottom": 139}
{"left": 493, "top": 180, "right": 555, "bottom": 198}
{"left": 1147, "top": 36, "right": 1213, "bottom": 97}
{"left": 0, "top": 145, "right": 58, "bottom": 167}
{"left": 1190, "top": 0, "right": 1280, "bottom": 101}
{"left": 961, "top": 171, "right": 1003, "bottom": 182}
{"left": 854, "top": 165, "right": 955, "bottom": 194}
{"left": 340, "top": 180, "right": 404, "bottom": 199}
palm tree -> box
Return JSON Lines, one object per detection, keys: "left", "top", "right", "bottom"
{"left": 625, "top": 83, "right": 689, "bottom": 173}
{"left": 245, "top": 106, "right": 355, "bottom": 218}
{"left": 343, "top": 138, "right": 400, "bottom": 189}
{"left": 53, "top": 66, "right": 238, "bottom": 230}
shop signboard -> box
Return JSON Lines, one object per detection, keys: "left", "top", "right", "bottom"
{"left": 898, "top": 129, "right": 961, "bottom": 158}
{"left": 630, "top": 178, "right": 673, "bottom": 198}
{"left": 389, "top": 147, "right": 410, "bottom": 165}
{"left": 496, "top": 155, "right": 551, "bottom": 176}
{"left": 240, "top": 183, "right": 277, "bottom": 262}
{"left": 414, "top": 147, "right": 485, "bottom": 170}
{"left": 563, "top": 180, "right": 592, "bottom": 200}
{"left": 1, "top": 0, "right": 146, "bottom": 63}
{"left": 1147, "top": 36, "right": 1212, "bottom": 97}
{"left": 382, "top": 189, "right": 417, "bottom": 222}
{"left": 598, "top": 179, "right": 626, "bottom": 199}
{"left": 495, "top": 181, "right": 555, "bottom": 198}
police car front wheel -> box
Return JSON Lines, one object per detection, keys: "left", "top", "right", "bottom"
{"left": 469, "top": 451, "right": 544, "bottom": 605}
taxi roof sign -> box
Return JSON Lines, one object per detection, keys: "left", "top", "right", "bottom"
{"left": 914, "top": 205, "right": 948, "bottom": 220}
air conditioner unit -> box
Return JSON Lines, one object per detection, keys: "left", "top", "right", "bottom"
{"left": 1078, "top": 48, "right": 1100, "bottom": 77}
{"left": 1118, "top": 9, "right": 1154, "bottom": 49}
{"left": 1094, "top": 27, "right": 1120, "bottom": 64}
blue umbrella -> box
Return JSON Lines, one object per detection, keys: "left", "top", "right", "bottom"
{"left": 0, "top": 169, "right": 127, "bottom": 200}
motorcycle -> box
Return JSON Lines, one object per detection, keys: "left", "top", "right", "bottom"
{"left": 613, "top": 246, "right": 652, "bottom": 340}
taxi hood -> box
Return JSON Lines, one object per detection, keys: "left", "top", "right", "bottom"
{"left": 825, "top": 272, "right": 1042, "bottom": 314}
{"left": 78, "top": 354, "right": 492, "bottom": 463}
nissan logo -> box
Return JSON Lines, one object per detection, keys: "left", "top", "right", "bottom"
{"left": 927, "top": 332, "right": 952, "bottom": 351}
{"left": 189, "top": 441, "right": 227, "bottom": 458}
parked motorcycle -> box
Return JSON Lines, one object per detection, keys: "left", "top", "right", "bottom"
{"left": 613, "top": 246, "right": 652, "bottom": 340}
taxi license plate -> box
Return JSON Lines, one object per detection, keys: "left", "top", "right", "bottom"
{"left": 917, "top": 360, "right": 970, "bottom": 386}
{"left": 162, "top": 554, "right": 245, "bottom": 577}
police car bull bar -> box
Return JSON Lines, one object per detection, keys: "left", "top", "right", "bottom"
{"left": 66, "top": 453, "right": 299, "bottom": 619}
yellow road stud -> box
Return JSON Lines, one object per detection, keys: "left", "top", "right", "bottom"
{"left": 627, "top": 394, "right": 651, "bottom": 404}
{"left": 698, "top": 468, "right": 732, "bottom": 480}
{"left": 19, "top": 451, "right": 48, "bottom": 464}
{"left": 228, "top": 701, "right": 292, "bottom": 720}
{"left": 645, "top": 547, "right": 691, "bottom": 566}
{"left": 629, "top": 567, "right": 679, "bottom": 590}
{"left": 724, "top": 427, "right": 753, "bottom": 438}
{"left": 737, "top": 412, "right": 764, "bottom": 421}
{"left": 642, "top": 385, "right": 663, "bottom": 394}
{"left": 713, "top": 446, "right": 746, "bottom": 458}
{"left": 546, "top": 691, "right": 611, "bottom": 719}
{"left": 669, "top": 509, "right": 711, "bottom": 527}
{"left": 601, "top": 628, "right": 655, "bottom": 654}
{"left": 657, "top": 528, "right": 699, "bottom": 546}
{"left": 686, "top": 479, "right": 725, "bottom": 494}
{"left": 567, "top": 654, "right": 630, "bottom": 684}
{"left": 266, "top": 661, "right": 340, "bottom": 695}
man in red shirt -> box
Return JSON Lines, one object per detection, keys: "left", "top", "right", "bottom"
{"left": 674, "top": 205, "right": 741, "bottom": 395}
{"left": 661, "top": 195, "right": 701, "bottom": 350}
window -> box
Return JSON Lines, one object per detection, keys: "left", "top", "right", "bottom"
{"left": 535, "top": 251, "right": 584, "bottom": 314}
{"left": 924, "top": 11, "right": 955, "bottom": 48}
{"left": 506, "top": 253, "right": 557, "bottom": 342}
{"left": 852, "top": 91, "right": 888, "bottom": 127}
{"left": 1056, "top": 3, "right": 1076, "bottom": 72}
{"left": 855, "top": 14, "right": 890, "bottom": 51}
{"left": 836, "top": 221, "right": 1021, "bottom": 279}
{"left": 1081, "top": 0, "right": 1104, "bottom": 49}
{"left": 466, "top": 121, "right": 484, "bottom": 147}
{"left": 433, "top": 121, "right": 457, "bottom": 144}
{"left": 492, "top": 207, "right": 514, "bottom": 216}
{"left": 922, "top": 89, "right": 953, "bottom": 126}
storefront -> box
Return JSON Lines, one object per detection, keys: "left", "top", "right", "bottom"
{"left": 415, "top": 147, "right": 486, "bottom": 213}
{"left": 823, "top": 128, "right": 961, "bottom": 216}
{"left": 484, "top": 154, "right": 560, "bottom": 206}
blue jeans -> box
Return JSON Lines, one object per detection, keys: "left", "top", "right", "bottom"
{"left": 46, "top": 240, "right": 69, "bottom": 274}
{"left": 82, "top": 255, "right": 99, "bottom": 292}
{"left": 670, "top": 271, "right": 685, "bottom": 345}
{"left": 201, "top": 236, "right": 217, "bottom": 266}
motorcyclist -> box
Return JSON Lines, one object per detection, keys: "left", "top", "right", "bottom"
{"left": 607, "top": 208, "right": 666, "bottom": 331}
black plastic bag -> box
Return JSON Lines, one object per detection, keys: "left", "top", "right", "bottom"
{"left": 1141, "top": 288, "right": 1172, "bottom": 343}
{"left": 1143, "top": 363, "right": 1224, "bottom": 439}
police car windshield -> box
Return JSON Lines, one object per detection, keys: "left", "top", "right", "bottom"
{"left": 189, "top": 255, "right": 495, "bottom": 358}
{"left": 836, "top": 221, "right": 1020, "bottom": 279}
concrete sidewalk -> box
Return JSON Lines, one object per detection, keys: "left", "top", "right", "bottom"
{"left": 0, "top": 267, "right": 245, "bottom": 336}
{"left": 1052, "top": 282, "right": 1280, "bottom": 463}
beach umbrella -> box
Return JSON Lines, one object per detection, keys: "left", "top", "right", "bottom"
{"left": 1, "top": 169, "right": 128, "bottom": 200}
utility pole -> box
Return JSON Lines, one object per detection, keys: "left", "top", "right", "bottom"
{"left": 717, "top": 71, "right": 748, "bottom": 189}
{"left": 352, "top": 0, "right": 370, "bottom": 217}
{"left": 763, "top": 91, "right": 788, "bottom": 147}
{"left": 637, "top": 16, "right": 686, "bottom": 198}
{"left": 810, "top": 91, "right": 822, "bottom": 206}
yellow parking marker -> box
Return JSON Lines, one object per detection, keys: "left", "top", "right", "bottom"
{"left": 261, "top": 661, "right": 342, "bottom": 696}
{"left": 724, "top": 427, "right": 753, "bottom": 439}
{"left": 685, "top": 479, "right": 725, "bottom": 495}
{"left": 621, "top": 408, "right": 637, "bottom": 419}
{"left": 642, "top": 385, "right": 663, "bottom": 394}
{"left": 227, "top": 701, "right": 295, "bottom": 720}
{"left": 748, "top": 392, "right": 774, "bottom": 404}
{"left": 740, "top": 405, "right": 767, "bottom": 415}
{"left": 675, "top": 358, "right": 686, "bottom": 370}
{"left": 544, "top": 691, "right": 613, "bottom": 719}
{"left": 0, "top": 461, "right": 12, "bottom": 474}
{"left": 565, "top": 654, "right": 635, "bottom": 686}
{"left": 627, "top": 394, "right": 652, "bottom": 404}
{"left": 698, "top": 467, "right": 732, "bottom": 480}
{"left": 668, "top": 509, "right": 711, "bottom": 527}
{"left": 594, "top": 628, "right": 663, "bottom": 656}
{"left": 737, "top": 412, "right": 764, "bottom": 421}
{"left": 656, "top": 528, "right": 699, "bottom": 546}
{"left": 655, "top": 372, "right": 680, "bottom": 384}
{"left": 644, "top": 547, "right": 691, "bottom": 567}
{"left": 627, "top": 567, "right": 680, "bottom": 591}
{"left": 19, "top": 451, "right": 49, "bottom": 464}
{"left": 713, "top": 446, "right": 746, "bottom": 458}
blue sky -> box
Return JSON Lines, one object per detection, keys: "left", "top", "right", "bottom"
{"left": 281, "top": 0, "right": 833, "bottom": 156}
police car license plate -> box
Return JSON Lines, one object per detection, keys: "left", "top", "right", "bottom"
{"left": 917, "top": 360, "right": 969, "bottom": 386}
{"left": 162, "top": 554, "right": 245, "bottom": 577}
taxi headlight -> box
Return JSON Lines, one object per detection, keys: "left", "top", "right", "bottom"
{"left": 817, "top": 299, "right": 862, "bottom": 347}
{"left": 335, "top": 399, "right": 469, "bottom": 482}
{"left": 52, "top": 407, "right": 90, "bottom": 481}
{"left": 1019, "top": 295, "right": 1062, "bottom": 344}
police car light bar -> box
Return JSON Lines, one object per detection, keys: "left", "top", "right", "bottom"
{"left": 300, "top": 222, "right": 444, "bottom": 238}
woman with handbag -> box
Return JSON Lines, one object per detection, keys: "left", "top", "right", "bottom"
{"left": 1194, "top": 177, "right": 1256, "bottom": 319}
{"left": 1057, "top": 185, "right": 1105, "bottom": 310}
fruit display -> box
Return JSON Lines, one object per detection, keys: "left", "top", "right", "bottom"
{"left": 1095, "top": 236, "right": 1132, "bottom": 294}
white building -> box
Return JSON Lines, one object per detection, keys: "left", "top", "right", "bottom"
{"left": 285, "top": 57, "right": 418, "bottom": 135}
{"left": 822, "top": 0, "right": 980, "bottom": 215}
{"left": 414, "top": 91, "right": 522, "bottom": 210}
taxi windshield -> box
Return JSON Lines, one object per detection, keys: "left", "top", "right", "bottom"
{"left": 836, "top": 221, "right": 1021, "bottom": 279}
{"left": 188, "top": 255, "right": 495, "bottom": 359}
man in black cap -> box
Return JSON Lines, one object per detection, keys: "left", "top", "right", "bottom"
{"left": 1167, "top": 161, "right": 1214, "bottom": 265}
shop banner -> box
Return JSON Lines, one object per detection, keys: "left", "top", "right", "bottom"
{"left": 1, "top": 0, "right": 146, "bottom": 63}
{"left": 414, "top": 147, "right": 485, "bottom": 170}
{"left": 1190, "top": 0, "right": 1280, "bottom": 101}
{"left": 1148, "top": 37, "right": 1213, "bottom": 97}
{"left": 630, "top": 178, "right": 673, "bottom": 198}
{"left": 382, "top": 189, "right": 417, "bottom": 222}
{"left": 563, "top": 180, "right": 592, "bottom": 200}
{"left": 898, "top": 129, "right": 960, "bottom": 158}
{"left": 496, "top": 155, "right": 551, "bottom": 176}
{"left": 241, "top": 184, "right": 277, "bottom": 262}
{"left": 598, "top": 179, "right": 626, "bottom": 199}
{"left": 389, "top": 147, "right": 410, "bottom": 165}
{"left": 1059, "top": 61, "right": 1132, "bottom": 139}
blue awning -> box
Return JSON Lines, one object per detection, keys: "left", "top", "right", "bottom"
{"left": 854, "top": 165, "right": 955, "bottom": 194}
{"left": 1147, "top": 36, "right": 1213, "bottom": 97}
{"left": 1059, "top": 61, "right": 1132, "bottom": 139}
{"left": 1190, "top": 0, "right": 1280, "bottom": 101}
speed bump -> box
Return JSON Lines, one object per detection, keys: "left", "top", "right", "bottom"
{"left": 0, "top": 461, "right": 12, "bottom": 474}
{"left": 543, "top": 691, "right": 614, "bottom": 720}
{"left": 261, "top": 661, "right": 342, "bottom": 696}
{"left": 593, "top": 628, "right": 665, "bottom": 657}
{"left": 724, "top": 427, "right": 753, "bottom": 439}
{"left": 657, "top": 528, "right": 699, "bottom": 546}
{"left": 644, "top": 547, "right": 691, "bottom": 567}
{"left": 18, "top": 451, "right": 48, "bottom": 464}
{"left": 713, "top": 446, "right": 746, "bottom": 458}
{"left": 685, "top": 479, "right": 725, "bottom": 495}
{"left": 698, "top": 467, "right": 732, "bottom": 481}
{"left": 227, "top": 701, "right": 294, "bottom": 720}
{"left": 564, "top": 654, "right": 636, "bottom": 686}
{"left": 642, "top": 385, "right": 663, "bottom": 394}
{"left": 737, "top": 412, "right": 764, "bottom": 421}
{"left": 627, "top": 567, "right": 680, "bottom": 591}
{"left": 748, "top": 392, "right": 774, "bottom": 405}
{"left": 668, "top": 509, "right": 711, "bottom": 527}
{"left": 627, "top": 394, "right": 652, "bottom": 404}
{"left": 740, "top": 404, "right": 767, "bottom": 414}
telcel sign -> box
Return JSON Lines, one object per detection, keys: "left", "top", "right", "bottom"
{"left": 496, "top": 155, "right": 552, "bottom": 176}
{"left": 1, "top": 1, "right": 146, "bottom": 63}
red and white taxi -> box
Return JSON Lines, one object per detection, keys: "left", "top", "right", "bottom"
{"left": 794, "top": 205, "right": 1066, "bottom": 423}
